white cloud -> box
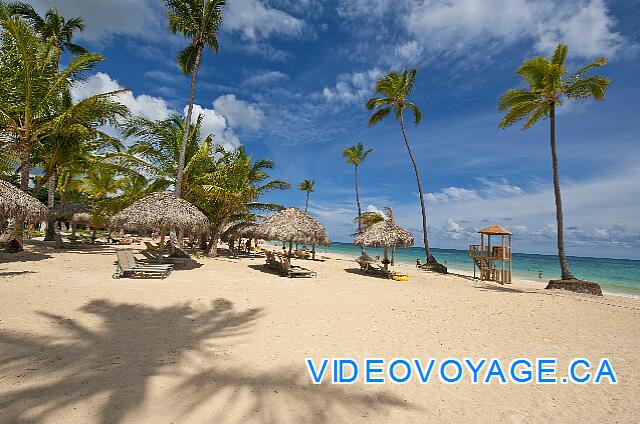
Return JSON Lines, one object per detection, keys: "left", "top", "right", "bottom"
{"left": 71, "top": 72, "right": 173, "bottom": 121}
{"left": 243, "top": 71, "right": 289, "bottom": 87}
{"left": 405, "top": 0, "right": 626, "bottom": 58}
{"left": 212, "top": 95, "right": 265, "bottom": 131}
{"left": 186, "top": 104, "right": 240, "bottom": 151}
{"left": 322, "top": 68, "right": 384, "bottom": 103}
{"left": 30, "top": 0, "right": 162, "bottom": 43}
{"left": 224, "top": 0, "right": 305, "bottom": 40}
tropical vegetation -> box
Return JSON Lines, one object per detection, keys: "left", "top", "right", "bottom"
{"left": 342, "top": 142, "right": 372, "bottom": 239}
{"left": 298, "top": 179, "right": 315, "bottom": 213}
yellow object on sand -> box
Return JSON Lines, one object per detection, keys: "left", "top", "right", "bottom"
{"left": 392, "top": 275, "right": 409, "bottom": 282}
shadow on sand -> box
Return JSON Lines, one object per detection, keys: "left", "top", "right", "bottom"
{"left": 0, "top": 298, "right": 414, "bottom": 423}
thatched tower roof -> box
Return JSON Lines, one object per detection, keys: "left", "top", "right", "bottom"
{"left": 479, "top": 224, "right": 512, "bottom": 235}
{"left": 0, "top": 180, "right": 48, "bottom": 221}
{"left": 49, "top": 201, "right": 91, "bottom": 221}
{"left": 259, "top": 208, "right": 330, "bottom": 245}
{"left": 110, "top": 192, "right": 209, "bottom": 233}
{"left": 354, "top": 219, "right": 414, "bottom": 248}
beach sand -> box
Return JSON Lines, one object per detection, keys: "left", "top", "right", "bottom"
{"left": 1, "top": 240, "right": 639, "bottom": 423}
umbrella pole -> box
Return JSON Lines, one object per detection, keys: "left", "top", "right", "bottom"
{"left": 383, "top": 246, "right": 389, "bottom": 272}
{"left": 288, "top": 240, "right": 293, "bottom": 257}
{"left": 312, "top": 243, "right": 316, "bottom": 260}
{"left": 158, "top": 232, "right": 165, "bottom": 264}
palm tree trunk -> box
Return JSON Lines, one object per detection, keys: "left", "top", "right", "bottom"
{"left": 305, "top": 192, "right": 309, "bottom": 213}
{"left": 44, "top": 170, "right": 57, "bottom": 241}
{"left": 400, "top": 116, "right": 433, "bottom": 262}
{"left": 355, "top": 164, "right": 365, "bottom": 256}
{"left": 549, "top": 104, "right": 575, "bottom": 280}
{"left": 12, "top": 139, "right": 32, "bottom": 250}
{"left": 175, "top": 44, "right": 203, "bottom": 199}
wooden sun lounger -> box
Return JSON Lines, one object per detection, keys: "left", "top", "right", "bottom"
{"left": 265, "top": 251, "right": 316, "bottom": 277}
{"left": 113, "top": 249, "right": 172, "bottom": 279}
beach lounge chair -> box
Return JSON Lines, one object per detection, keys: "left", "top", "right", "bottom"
{"left": 113, "top": 249, "right": 172, "bottom": 279}
{"left": 281, "top": 256, "right": 316, "bottom": 278}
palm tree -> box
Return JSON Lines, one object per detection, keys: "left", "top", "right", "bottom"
{"left": 367, "top": 67, "right": 438, "bottom": 265}
{"left": 9, "top": 2, "right": 87, "bottom": 55}
{"left": 356, "top": 210, "right": 385, "bottom": 231}
{"left": 342, "top": 142, "right": 373, "bottom": 237}
{"left": 193, "top": 147, "right": 290, "bottom": 256}
{"left": 164, "top": 0, "right": 225, "bottom": 198}
{"left": 298, "top": 179, "right": 315, "bottom": 213}
{"left": 499, "top": 43, "right": 610, "bottom": 281}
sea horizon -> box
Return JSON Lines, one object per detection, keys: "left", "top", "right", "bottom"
{"left": 313, "top": 242, "right": 640, "bottom": 298}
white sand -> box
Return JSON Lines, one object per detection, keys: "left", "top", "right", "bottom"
{"left": 1, "top": 240, "right": 639, "bottom": 423}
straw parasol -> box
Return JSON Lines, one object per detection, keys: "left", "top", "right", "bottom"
{"left": 111, "top": 192, "right": 209, "bottom": 261}
{"left": 111, "top": 192, "right": 209, "bottom": 233}
{"left": 259, "top": 208, "right": 330, "bottom": 258}
{"left": 354, "top": 219, "right": 414, "bottom": 270}
{"left": 0, "top": 179, "right": 48, "bottom": 221}
{"left": 222, "top": 221, "right": 261, "bottom": 241}
{"left": 49, "top": 201, "right": 91, "bottom": 221}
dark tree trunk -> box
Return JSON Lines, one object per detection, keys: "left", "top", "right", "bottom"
{"left": 355, "top": 164, "right": 365, "bottom": 256}
{"left": 175, "top": 44, "right": 203, "bottom": 198}
{"left": 549, "top": 104, "right": 575, "bottom": 280}
{"left": 44, "top": 170, "right": 57, "bottom": 241}
{"left": 304, "top": 192, "right": 309, "bottom": 213}
{"left": 400, "top": 116, "right": 433, "bottom": 262}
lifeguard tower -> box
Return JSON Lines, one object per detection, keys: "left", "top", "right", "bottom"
{"left": 469, "top": 224, "right": 512, "bottom": 284}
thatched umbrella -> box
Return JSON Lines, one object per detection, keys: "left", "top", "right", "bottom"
{"left": 354, "top": 219, "right": 414, "bottom": 271}
{"left": 49, "top": 201, "right": 91, "bottom": 221}
{"left": 111, "top": 192, "right": 209, "bottom": 261}
{"left": 0, "top": 180, "right": 48, "bottom": 222}
{"left": 48, "top": 201, "right": 92, "bottom": 236}
{"left": 222, "top": 222, "right": 262, "bottom": 250}
{"left": 259, "top": 208, "right": 330, "bottom": 258}
{"left": 0, "top": 180, "right": 47, "bottom": 251}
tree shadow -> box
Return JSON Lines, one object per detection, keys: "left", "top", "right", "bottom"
{"left": 0, "top": 298, "right": 262, "bottom": 424}
{"left": 0, "top": 250, "right": 52, "bottom": 263}
{"left": 0, "top": 269, "right": 36, "bottom": 277}
{"left": 168, "top": 365, "right": 417, "bottom": 424}
{"left": 0, "top": 298, "right": 413, "bottom": 423}
{"left": 247, "top": 263, "right": 285, "bottom": 277}
{"left": 343, "top": 268, "right": 389, "bottom": 280}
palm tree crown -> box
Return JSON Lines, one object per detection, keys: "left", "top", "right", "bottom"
{"left": 165, "top": 0, "right": 225, "bottom": 75}
{"left": 10, "top": 2, "right": 87, "bottom": 54}
{"left": 499, "top": 43, "right": 610, "bottom": 129}
{"left": 342, "top": 142, "right": 373, "bottom": 166}
{"left": 299, "top": 179, "right": 315, "bottom": 213}
{"left": 367, "top": 67, "right": 422, "bottom": 126}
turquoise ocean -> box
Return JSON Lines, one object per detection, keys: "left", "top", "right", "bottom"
{"left": 316, "top": 242, "right": 640, "bottom": 298}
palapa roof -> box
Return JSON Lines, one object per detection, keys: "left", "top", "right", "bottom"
{"left": 0, "top": 180, "right": 48, "bottom": 221}
{"left": 222, "top": 221, "right": 262, "bottom": 241}
{"left": 110, "top": 192, "right": 209, "bottom": 233}
{"left": 49, "top": 201, "right": 91, "bottom": 221}
{"left": 71, "top": 212, "right": 93, "bottom": 224}
{"left": 259, "top": 208, "right": 330, "bottom": 245}
{"left": 354, "top": 219, "right": 414, "bottom": 248}
{"left": 478, "top": 224, "right": 512, "bottom": 235}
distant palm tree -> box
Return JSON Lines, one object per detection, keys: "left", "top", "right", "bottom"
{"left": 164, "top": 0, "right": 225, "bottom": 198}
{"left": 499, "top": 43, "right": 610, "bottom": 281}
{"left": 342, "top": 142, "right": 373, "bottom": 237}
{"left": 10, "top": 2, "right": 87, "bottom": 55}
{"left": 299, "top": 179, "right": 315, "bottom": 213}
{"left": 367, "top": 67, "right": 437, "bottom": 264}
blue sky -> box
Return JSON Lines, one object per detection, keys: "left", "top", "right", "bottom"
{"left": 32, "top": 0, "right": 640, "bottom": 258}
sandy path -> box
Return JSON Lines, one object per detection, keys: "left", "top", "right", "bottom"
{"left": 1, "top": 240, "right": 639, "bottom": 423}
